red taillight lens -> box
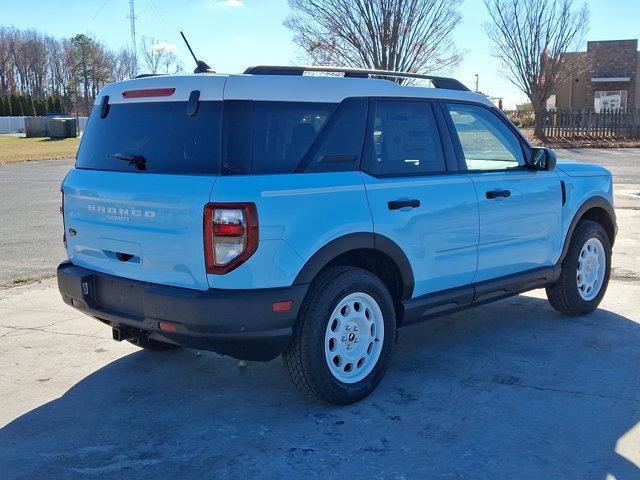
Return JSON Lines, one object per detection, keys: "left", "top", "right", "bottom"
{"left": 204, "top": 203, "right": 258, "bottom": 274}
{"left": 122, "top": 87, "right": 176, "bottom": 99}
{"left": 213, "top": 223, "right": 245, "bottom": 237}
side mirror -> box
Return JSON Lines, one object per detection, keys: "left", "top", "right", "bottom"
{"left": 529, "top": 147, "right": 557, "bottom": 171}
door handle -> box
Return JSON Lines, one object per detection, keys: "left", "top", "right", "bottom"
{"left": 486, "top": 190, "right": 511, "bottom": 199}
{"left": 388, "top": 199, "right": 421, "bottom": 210}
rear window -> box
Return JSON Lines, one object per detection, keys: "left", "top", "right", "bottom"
{"left": 76, "top": 101, "right": 222, "bottom": 175}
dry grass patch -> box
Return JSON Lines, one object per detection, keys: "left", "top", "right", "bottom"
{"left": 0, "top": 136, "right": 79, "bottom": 164}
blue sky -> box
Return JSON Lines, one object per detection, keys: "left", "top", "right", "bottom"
{"left": 2, "top": 0, "right": 640, "bottom": 108}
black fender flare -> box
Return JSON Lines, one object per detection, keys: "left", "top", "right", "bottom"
{"left": 292, "top": 232, "right": 415, "bottom": 300}
{"left": 559, "top": 195, "right": 616, "bottom": 263}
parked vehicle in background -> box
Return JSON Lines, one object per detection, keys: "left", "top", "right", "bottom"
{"left": 57, "top": 66, "right": 616, "bottom": 404}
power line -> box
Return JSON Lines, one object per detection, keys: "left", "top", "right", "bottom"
{"left": 89, "top": 0, "right": 110, "bottom": 26}
{"left": 145, "top": 0, "right": 167, "bottom": 28}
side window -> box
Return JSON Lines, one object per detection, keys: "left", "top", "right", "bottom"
{"left": 252, "top": 102, "right": 335, "bottom": 174}
{"left": 446, "top": 104, "right": 525, "bottom": 171}
{"left": 366, "top": 100, "right": 445, "bottom": 176}
{"left": 300, "top": 98, "right": 368, "bottom": 173}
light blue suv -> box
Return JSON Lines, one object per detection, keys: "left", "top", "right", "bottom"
{"left": 57, "top": 66, "right": 616, "bottom": 404}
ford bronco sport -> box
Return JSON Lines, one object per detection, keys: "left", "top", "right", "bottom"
{"left": 57, "top": 65, "right": 616, "bottom": 404}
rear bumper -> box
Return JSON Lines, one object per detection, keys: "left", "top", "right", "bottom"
{"left": 56, "top": 261, "right": 308, "bottom": 361}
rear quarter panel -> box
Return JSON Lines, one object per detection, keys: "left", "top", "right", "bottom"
{"left": 207, "top": 172, "right": 373, "bottom": 289}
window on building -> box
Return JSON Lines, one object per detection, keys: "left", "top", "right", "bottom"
{"left": 594, "top": 90, "right": 627, "bottom": 113}
{"left": 546, "top": 95, "right": 557, "bottom": 111}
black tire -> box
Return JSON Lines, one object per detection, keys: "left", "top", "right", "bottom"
{"left": 546, "top": 220, "right": 611, "bottom": 316}
{"left": 283, "top": 266, "right": 397, "bottom": 405}
{"left": 127, "top": 336, "right": 180, "bottom": 351}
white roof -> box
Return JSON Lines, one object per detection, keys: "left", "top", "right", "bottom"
{"left": 95, "top": 72, "right": 493, "bottom": 106}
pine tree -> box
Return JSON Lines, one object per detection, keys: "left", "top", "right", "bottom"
{"left": 4, "top": 95, "right": 12, "bottom": 116}
{"left": 10, "top": 95, "right": 22, "bottom": 116}
{"left": 19, "top": 95, "right": 30, "bottom": 117}
{"left": 0, "top": 96, "right": 6, "bottom": 116}
{"left": 54, "top": 97, "right": 64, "bottom": 114}
{"left": 26, "top": 95, "right": 36, "bottom": 117}
{"left": 46, "top": 96, "right": 55, "bottom": 114}
{"left": 34, "top": 99, "right": 45, "bottom": 116}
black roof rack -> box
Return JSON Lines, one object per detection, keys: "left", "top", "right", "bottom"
{"left": 243, "top": 65, "right": 469, "bottom": 91}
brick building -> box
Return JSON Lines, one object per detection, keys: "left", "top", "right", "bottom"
{"left": 550, "top": 39, "right": 639, "bottom": 112}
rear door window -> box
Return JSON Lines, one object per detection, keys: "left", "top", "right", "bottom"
{"left": 76, "top": 101, "right": 222, "bottom": 175}
{"left": 365, "top": 100, "right": 445, "bottom": 176}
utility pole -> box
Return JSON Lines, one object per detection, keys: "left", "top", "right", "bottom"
{"left": 128, "top": 0, "right": 138, "bottom": 75}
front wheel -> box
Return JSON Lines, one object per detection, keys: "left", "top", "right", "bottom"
{"left": 546, "top": 220, "right": 611, "bottom": 316}
{"left": 283, "top": 267, "right": 396, "bottom": 404}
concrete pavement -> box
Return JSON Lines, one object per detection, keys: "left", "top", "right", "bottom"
{"left": 0, "top": 159, "right": 71, "bottom": 288}
{"left": 1, "top": 278, "right": 639, "bottom": 479}
{"left": 1, "top": 149, "right": 639, "bottom": 478}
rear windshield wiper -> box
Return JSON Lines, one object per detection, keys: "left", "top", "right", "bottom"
{"left": 108, "top": 153, "right": 147, "bottom": 171}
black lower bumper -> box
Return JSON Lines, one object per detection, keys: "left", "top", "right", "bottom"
{"left": 57, "top": 261, "right": 308, "bottom": 361}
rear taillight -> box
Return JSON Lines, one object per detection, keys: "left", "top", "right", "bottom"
{"left": 204, "top": 203, "right": 258, "bottom": 274}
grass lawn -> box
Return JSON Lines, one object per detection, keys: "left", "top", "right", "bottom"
{"left": 0, "top": 136, "right": 80, "bottom": 164}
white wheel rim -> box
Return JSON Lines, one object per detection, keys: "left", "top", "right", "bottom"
{"left": 576, "top": 237, "right": 606, "bottom": 301}
{"left": 324, "top": 292, "right": 384, "bottom": 384}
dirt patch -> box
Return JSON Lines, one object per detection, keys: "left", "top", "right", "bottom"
{"left": 519, "top": 128, "right": 640, "bottom": 149}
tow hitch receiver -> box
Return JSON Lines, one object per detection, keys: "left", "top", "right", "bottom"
{"left": 112, "top": 327, "right": 124, "bottom": 342}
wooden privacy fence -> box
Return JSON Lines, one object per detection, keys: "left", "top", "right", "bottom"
{"left": 541, "top": 109, "right": 640, "bottom": 138}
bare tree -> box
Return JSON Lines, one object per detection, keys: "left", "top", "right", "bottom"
{"left": 285, "top": 0, "right": 463, "bottom": 77}
{"left": 140, "top": 37, "right": 182, "bottom": 75}
{"left": 484, "top": 0, "right": 589, "bottom": 137}
{"left": 0, "top": 28, "right": 13, "bottom": 95}
{"left": 113, "top": 47, "right": 138, "bottom": 81}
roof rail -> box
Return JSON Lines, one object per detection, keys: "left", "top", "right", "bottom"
{"left": 243, "top": 65, "right": 469, "bottom": 91}
{"left": 135, "top": 73, "right": 166, "bottom": 79}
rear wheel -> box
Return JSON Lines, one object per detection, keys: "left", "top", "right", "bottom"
{"left": 546, "top": 220, "right": 611, "bottom": 316}
{"left": 283, "top": 267, "right": 396, "bottom": 404}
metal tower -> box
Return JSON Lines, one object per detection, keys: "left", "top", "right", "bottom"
{"left": 128, "top": 0, "right": 137, "bottom": 54}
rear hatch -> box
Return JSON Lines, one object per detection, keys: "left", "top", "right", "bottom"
{"left": 62, "top": 76, "right": 226, "bottom": 290}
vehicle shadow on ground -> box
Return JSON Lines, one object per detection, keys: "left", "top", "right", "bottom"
{"left": 2, "top": 294, "right": 639, "bottom": 479}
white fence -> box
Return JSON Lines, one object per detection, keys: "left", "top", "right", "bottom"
{"left": 0, "top": 117, "right": 26, "bottom": 133}
{"left": 0, "top": 116, "right": 89, "bottom": 134}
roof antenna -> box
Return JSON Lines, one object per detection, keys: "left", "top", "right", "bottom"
{"left": 180, "top": 31, "right": 213, "bottom": 74}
